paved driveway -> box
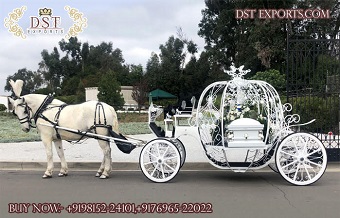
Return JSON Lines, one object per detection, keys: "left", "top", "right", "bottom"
{"left": 0, "top": 170, "right": 339, "bottom": 218}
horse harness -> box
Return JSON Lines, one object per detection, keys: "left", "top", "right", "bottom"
{"left": 16, "top": 95, "right": 112, "bottom": 141}
{"left": 33, "top": 95, "right": 67, "bottom": 139}
{"left": 14, "top": 95, "right": 136, "bottom": 153}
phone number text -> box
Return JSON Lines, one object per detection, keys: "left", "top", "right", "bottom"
{"left": 8, "top": 202, "right": 213, "bottom": 214}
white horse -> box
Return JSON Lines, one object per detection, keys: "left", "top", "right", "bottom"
{"left": 8, "top": 80, "right": 129, "bottom": 179}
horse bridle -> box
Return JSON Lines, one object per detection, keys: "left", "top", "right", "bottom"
{"left": 12, "top": 98, "right": 35, "bottom": 128}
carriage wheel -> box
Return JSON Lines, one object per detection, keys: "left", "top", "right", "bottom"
{"left": 139, "top": 138, "right": 181, "bottom": 183}
{"left": 275, "top": 133, "right": 327, "bottom": 186}
{"left": 169, "top": 139, "right": 186, "bottom": 168}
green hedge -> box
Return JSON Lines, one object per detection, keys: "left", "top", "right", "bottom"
{"left": 0, "top": 104, "right": 7, "bottom": 111}
{"left": 57, "top": 95, "right": 81, "bottom": 104}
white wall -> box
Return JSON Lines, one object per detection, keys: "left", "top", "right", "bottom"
{"left": 85, "top": 86, "right": 138, "bottom": 109}
{"left": 85, "top": 87, "right": 99, "bottom": 101}
{"left": 0, "top": 96, "right": 9, "bottom": 110}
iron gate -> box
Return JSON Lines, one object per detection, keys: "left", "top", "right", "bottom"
{"left": 286, "top": 36, "right": 340, "bottom": 161}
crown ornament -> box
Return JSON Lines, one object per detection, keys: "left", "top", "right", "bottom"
{"left": 39, "top": 8, "right": 52, "bottom": 16}
{"left": 224, "top": 63, "right": 251, "bottom": 79}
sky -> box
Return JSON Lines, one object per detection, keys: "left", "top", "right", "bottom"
{"left": 0, "top": 0, "right": 206, "bottom": 95}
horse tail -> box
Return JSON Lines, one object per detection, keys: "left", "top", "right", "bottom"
{"left": 109, "top": 106, "right": 119, "bottom": 134}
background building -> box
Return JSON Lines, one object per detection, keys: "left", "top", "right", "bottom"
{"left": 0, "top": 96, "right": 10, "bottom": 111}
{"left": 85, "top": 86, "right": 138, "bottom": 110}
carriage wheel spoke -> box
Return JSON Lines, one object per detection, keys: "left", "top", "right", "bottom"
{"left": 293, "top": 163, "right": 300, "bottom": 180}
{"left": 292, "top": 138, "right": 299, "bottom": 152}
{"left": 144, "top": 160, "right": 158, "bottom": 165}
{"left": 281, "top": 160, "right": 298, "bottom": 169}
{"left": 305, "top": 159, "right": 323, "bottom": 168}
{"left": 162, "top": 145, "right": 170, "bottom": 158}
{"left": 303, "top": 137, "right": 309, "bottom": 150}
{"left": 146, "top": 150, "right": 158, "bottom": 159}
{"left": 307, "top": 148, "right": 322, "bottom": 157}
{"left": 303, "top": 163, "right": 312, "bottom": 180}
{"left": 164, "top": 156, "right": 177, "bottom": 161}
{"left": 156, "top": 144, "right": 161, "bottom": 157}
{"left": 150, "top": 164, "right": 159, "bottom": 177}
{"left": 280, "top": 150, "right": 298, "bottom": 158}
{"left": 160, "top": 164, "right": 165, "bottom": 179}
{"left": 164, "top": 162, "right": 176, "bottom": 172}
{"left": 302, "top": 137, "right": 310, "bottom": 154}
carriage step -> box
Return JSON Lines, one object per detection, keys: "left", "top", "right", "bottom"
{"left": 228, "top": 162, "right": 253, "bottom": 168}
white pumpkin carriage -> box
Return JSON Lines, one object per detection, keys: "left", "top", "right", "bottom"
{"left": 9, "top": 65, "right": 327, "bottom": 185}
{"left": 141, "top": 65, "right": 328, "bottom": 185}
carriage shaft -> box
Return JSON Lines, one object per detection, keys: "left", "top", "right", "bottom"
{"left": 38, "top": 123, "right": 143, "bottom": 147}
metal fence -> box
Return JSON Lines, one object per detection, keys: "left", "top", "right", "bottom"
{"left": 286, "top": 36, "right": 340, "bottom": 161}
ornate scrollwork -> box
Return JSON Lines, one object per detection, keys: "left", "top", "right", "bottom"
{"left": 284, "top": 114, "right": 301, "bottom": 125}
{"left": 282, "top": 103, "right": 293, "bottom": 113}
{"left": 64, "top": 6, "right": 87, "bottom": 39}
{"left": 4, "top": 6, "right": 27, "bottom": 39}
{"left": 148, "top": 104, "right": 163, "bottom": 122}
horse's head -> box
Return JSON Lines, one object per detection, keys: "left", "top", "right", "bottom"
{"left": 8, "top": 79, "right": 32, "bottom": 132}
{"left": 8, "top": 97, "right": 32, "bottom": 132}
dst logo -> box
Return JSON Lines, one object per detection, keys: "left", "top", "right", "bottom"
{"left": 27, "top": 8, "right": 64, "bottom": 34}
{"left": 4, "top": 6, "right": 87, "bottom": 39}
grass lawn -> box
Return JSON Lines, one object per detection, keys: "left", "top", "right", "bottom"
{"left": 0, "top": 112, "right": 156, "bottom": 143}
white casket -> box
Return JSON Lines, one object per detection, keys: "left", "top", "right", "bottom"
{"left": 226, "top": 118, "right": 266, "bottom": 148}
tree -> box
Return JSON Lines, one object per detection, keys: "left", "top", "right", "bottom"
{"left": 145, "top": 35, "right": 197, "bottom": 97}
{"left": 38, "top": 47, "right": 63, "bottom": 91}
{"left": 33, "top": 37, "right": 132, "bottom": 100}
{"left": 5, "top": 68, "right": 43, "bottom": 95}
{"left": 198, "top": 0, "right": 339, "bottom": 72}
{"left": 145, "top": 52, "right": 161, "bottom": 91}
{"left": 97, "top": 71, "right": 124, "bottom": 110}
{"left": 127, "top": 64, "right": 144, "bottom": 86}
{"left": 250, "top": 69, "right": 286, "bottom": 93}
{"left": 158, "top": 36, "right": 185, "bottom": 96}
{"left": 198, "top": 0, "right": 240, "bottom": 69}
{"left": 58, "top": 37, "right": 82, "bottom": 78}
{"left": 59, "top": 37, "right": 82, "bottom": 61}
{"left": 289, "top": 0, "right": 340, "bottom": 40}
{"left": 132, "top": 80, "right": 148, "bottom": 111}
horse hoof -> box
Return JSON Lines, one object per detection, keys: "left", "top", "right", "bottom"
{"left": 42, "top": 174, "right": 52, "bottom": 179}
{"left": 99, "top": 174, "right": 108, "bottom": 179}
{"left": 95, "top": 172, "right": 102, "bottom": 177}
{"left": 58, "top": 173, "right": 68, "bottom": 177}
